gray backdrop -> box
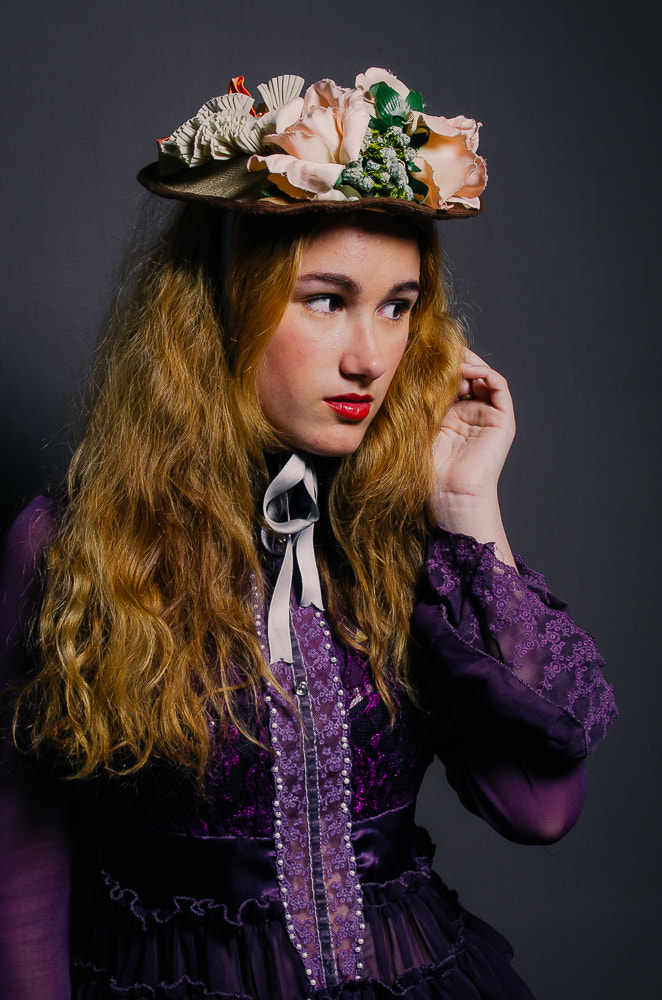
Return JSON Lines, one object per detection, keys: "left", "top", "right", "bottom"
{"left": 1, "top": 1, "right": 659, "bottom": 997}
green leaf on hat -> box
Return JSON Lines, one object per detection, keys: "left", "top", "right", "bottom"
{"left": 335, "top": 183, "right": 361, "bottom": 199}
{"left": 408, "top": 173, "right": 429, "bottom": 199}
{"left": 368, "top": 115, "right": 390, "bottom": 134}
{"left": 406, "top": 90, "right": 424, "bottom": 113}
{"left": 370, "top": 83, "right": 409, "bottom": 124}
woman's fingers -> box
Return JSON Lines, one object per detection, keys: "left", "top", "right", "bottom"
{"left": 463, "top": 347, "right": 485, "bottom": 365}
{"left": 460, "top": 362, "right": 506, "bottom": 385}
{"left": 456, "top": 359, "right": 514, "bottom": 416}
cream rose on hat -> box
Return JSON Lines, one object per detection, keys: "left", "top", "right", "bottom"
{"left": 246, "top": 79, "right": 373, "bottom": 201}
{"left": 412, "top": 114, "right": 487, "bottom": 208}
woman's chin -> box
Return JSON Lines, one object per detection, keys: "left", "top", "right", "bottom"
{"left": 269, "top": 416, "right": 373, "bottom": 458}
{"left": 287, "top": 429, "right": 369, "bottom": 458}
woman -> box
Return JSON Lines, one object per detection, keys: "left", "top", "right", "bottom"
{"left": 0, "top": 68, "right": 616, "bottom": 999}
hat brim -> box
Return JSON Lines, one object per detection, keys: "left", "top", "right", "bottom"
{"left": 137, "top": 160, "right": 484, "bottom": 220}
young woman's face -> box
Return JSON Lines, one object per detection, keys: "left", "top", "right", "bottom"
{"left": 256, "top": 222, "right": 421, "bottom": 457}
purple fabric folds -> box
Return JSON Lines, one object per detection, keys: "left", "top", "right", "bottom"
{"left": 69, "top": 815, "right": 535, "bottom": 1000}
{"left": 411, "top": 527, "right": 616, "bottom": 844}
{"left": 0, "top": 497, "right": 617, "bottom": 999}
{"left": 415, "top": 527, "right": 617, "bottom": 757}
{"left": 0, "top": 499, "right": 72, "bottom": 1000}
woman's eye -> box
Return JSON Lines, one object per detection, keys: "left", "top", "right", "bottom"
{"left": 381, "top": 299, "right": 413, "bottom": 321}
{"left": 306, "top": 295, "right": 343, "bottom": 314}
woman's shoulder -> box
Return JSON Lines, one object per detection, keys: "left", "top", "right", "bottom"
{"left": 1, "top": 496, "right": 59, "bottom": 645}
{"left": 2, "top": 495, "right": 60, "bottom": 592}
{"left": 2, "top": 495, "right": 59, "bottom": 567}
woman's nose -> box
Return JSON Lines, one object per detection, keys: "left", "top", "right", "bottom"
{"left": 339, "top": 320, "right": 386, "bottom": 382}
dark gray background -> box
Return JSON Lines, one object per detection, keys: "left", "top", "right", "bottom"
{"left": 1, "top": 1, "right": 659, "bottom": 996}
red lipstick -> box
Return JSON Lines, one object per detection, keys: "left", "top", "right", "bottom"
{"left": 324, "top": 394, "right": 372, "bottom": 421}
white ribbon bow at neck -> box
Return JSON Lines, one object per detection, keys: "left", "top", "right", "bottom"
{"left": 261, "top": 453, "right": 325, "bottom": 664}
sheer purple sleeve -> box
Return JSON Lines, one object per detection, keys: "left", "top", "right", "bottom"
{"left": 411, "top": 527, "right": 617, "bottom": 844}
{"left": 0, "top": 497, "right": 72, "bottom": 999}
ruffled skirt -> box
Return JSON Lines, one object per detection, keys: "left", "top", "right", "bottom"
{"left": 71, "top": 851, "right": 535, "bottom": 1000}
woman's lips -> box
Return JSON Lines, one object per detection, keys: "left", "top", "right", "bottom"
{"left": 324, "top": 395, "right": 373, "bottom": 421}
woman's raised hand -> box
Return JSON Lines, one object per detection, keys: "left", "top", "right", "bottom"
{"left": 428, "top": 349, "right": 517, "bottom": 566}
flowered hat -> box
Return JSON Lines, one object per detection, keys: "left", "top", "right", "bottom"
{"left": 138, "top": 68, "right": 487, "bottom": 219}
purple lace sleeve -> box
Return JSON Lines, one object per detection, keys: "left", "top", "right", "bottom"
{"left": 411, "top": 527, "right": 617, "bottom": 844}
{"left": 0, "top": 497, "right": 72, "bottom": 1000}
{"left": 414, "top": 527, "right": 617, "bottom": 757}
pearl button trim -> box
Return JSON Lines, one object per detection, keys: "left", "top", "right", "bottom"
{"left": 252, "top": 581, "right": 365, "bottom": 987}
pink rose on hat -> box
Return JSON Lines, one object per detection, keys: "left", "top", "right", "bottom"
{"left": 247, "top": 79, "right": 373, "bottom": 200}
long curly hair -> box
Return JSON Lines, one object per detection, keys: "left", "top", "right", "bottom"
{"left": 17, "top": 202, "right": 466, "bottom": 781}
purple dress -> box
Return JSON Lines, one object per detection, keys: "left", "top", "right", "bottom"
{"left": 0, "top": 497, "right": 617, "bottom": 1000}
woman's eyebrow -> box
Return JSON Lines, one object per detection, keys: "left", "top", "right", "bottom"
{"left": 391, "top": 280, "right": 421, "bottom": 297}
{"left": 296, "top": 272, "right": 361, "bottom": 293}
{"left": 296, "top": 274, "right": 420, "bottom": 297}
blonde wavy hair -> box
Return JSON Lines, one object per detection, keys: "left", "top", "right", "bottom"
{"left": 18, "top": 202, "right": 466, "bottom": 781}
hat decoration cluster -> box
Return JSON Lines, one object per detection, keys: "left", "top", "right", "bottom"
{"left": 156, "top": 68, "right": 487, "bottom": 211}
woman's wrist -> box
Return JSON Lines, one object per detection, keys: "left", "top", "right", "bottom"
{"left": 428, "top": 491, "right": 516, "bottom": 567}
